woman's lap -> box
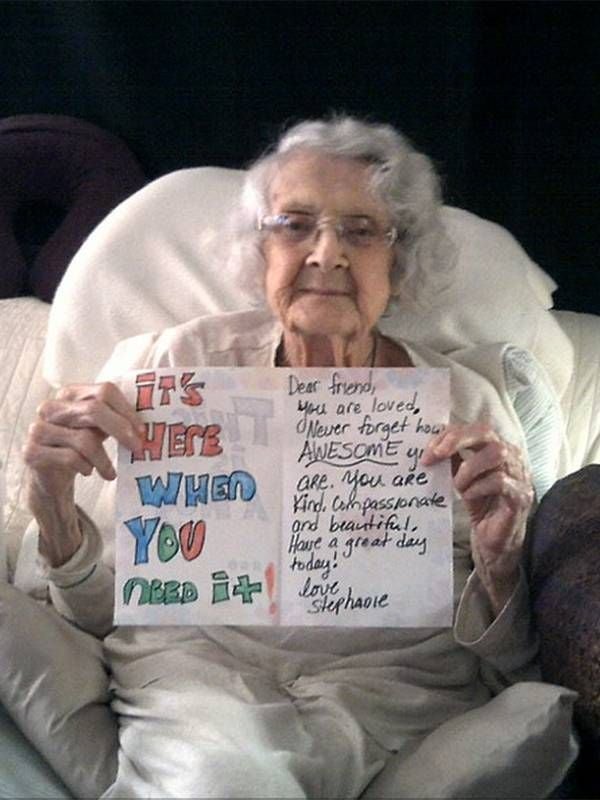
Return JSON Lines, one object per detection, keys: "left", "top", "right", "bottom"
{"left": 101, "top": 628, "right": 577, "bottom": 798}
{"left": 102, "top": 625, "right": 482, "bottom": 797}
{"left": 103, "top": 662, "right": 388, "bottom": 798}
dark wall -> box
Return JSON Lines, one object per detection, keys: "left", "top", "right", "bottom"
{"left": 1, "top": 0, "right": 598, "bottom": 313}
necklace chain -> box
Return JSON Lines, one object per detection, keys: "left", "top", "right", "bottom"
{"left": 365, "top": 332, "right": 378, "bottom": 367}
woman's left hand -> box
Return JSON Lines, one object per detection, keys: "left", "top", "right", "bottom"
{"left": 421, "top": 422, "right": 534, "bottom": 616}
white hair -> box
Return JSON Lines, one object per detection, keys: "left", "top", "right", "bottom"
{"left": 225, "top": 114, "right": 456, "bottom": 306}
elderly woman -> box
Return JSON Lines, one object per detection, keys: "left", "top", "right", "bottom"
{"left": 24, "top": 116, "right": 576, "bottom": 799}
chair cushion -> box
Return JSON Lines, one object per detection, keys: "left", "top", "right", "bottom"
{"left": 0, "top": 703, "right": 71, "bottom": 799}
{"left": 551, "top": 310, "right": 600, "bottom": 468}
{"left": 0, "top": 581, "right": 117, "bottom": 797}
{"left": 0, "top": 297, "right": 52, "bottom": 577}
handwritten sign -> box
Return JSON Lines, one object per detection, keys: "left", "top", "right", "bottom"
{"left": 115, "top": 367, "right": 452, "bottom": 627}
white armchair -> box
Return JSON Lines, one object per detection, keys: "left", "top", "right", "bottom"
{"left": 1, "top": 166, "right": 599, "bottom": 798}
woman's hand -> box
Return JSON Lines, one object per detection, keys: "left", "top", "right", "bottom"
{"left": 23, "top": 382, "right": 143, "bottom": 567}
{"left": 421, "top": 422, "right": 534, "bottom": 616}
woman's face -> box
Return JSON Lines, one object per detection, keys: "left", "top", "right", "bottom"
{"left": 262, "top": 151, "right": 395, "bottom": 341}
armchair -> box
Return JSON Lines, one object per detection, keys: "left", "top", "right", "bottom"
{"left": 1, "top": 166, "right": 599, "bottom": 798}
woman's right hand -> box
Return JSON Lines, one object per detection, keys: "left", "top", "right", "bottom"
{"left": 23, "top": 382, "right": 143, "bottom": 566}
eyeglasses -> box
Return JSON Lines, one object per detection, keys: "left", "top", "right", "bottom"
{"left": 258, "top": 212, "right": 398, "bottom": 249}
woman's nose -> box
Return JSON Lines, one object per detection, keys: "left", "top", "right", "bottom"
{"left": 305, "top": 227, "right": 349, "bottom": 271}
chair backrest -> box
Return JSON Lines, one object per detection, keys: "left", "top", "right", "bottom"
{"left": 0, "top": 114, "right": 145, "bottom": 302}
{"left": 551, "top": 310, "right": 600, "bottom": 468}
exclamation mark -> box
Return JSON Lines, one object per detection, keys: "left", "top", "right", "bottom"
{"left": 265, "top": 562, "right": 277, "bottom": 616}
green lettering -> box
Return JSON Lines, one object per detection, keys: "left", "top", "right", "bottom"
{"left": 158, "top": 523, "right": 179, "bottom": 562}
{"left": 122, "top": 577, "right": 150, "bottom": 605}
{"left": 164, "top": 580, "right": 182, "bottom": 604}
{"left": 181, "top": 581, "right": 199, "bottom": 603}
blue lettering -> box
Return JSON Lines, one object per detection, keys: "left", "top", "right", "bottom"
{"left": 228, "top": 470, "right": 257, "bottom": 501}
{"left": 136, "top": 472, "right": 183, "bottom": 507}
{"left": 185, "top": 474, "right": 209, "bottom": 506}
{"left": 124, "top": 516, "right": 160, "bottom": 564}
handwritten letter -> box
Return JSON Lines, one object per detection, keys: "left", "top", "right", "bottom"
{"left": 280, "top": 367, "right": 451, "bottom": 626}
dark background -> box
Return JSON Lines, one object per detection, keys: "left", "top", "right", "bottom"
{"left": 1, "top": 0, "right": 598, "bottom": 313}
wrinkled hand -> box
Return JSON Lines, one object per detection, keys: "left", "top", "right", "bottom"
{"left": 23, "top": 382, "right": 143, "bottom": 566}
{"left": 422, "top": 422, "right": 534, "bottom": 615}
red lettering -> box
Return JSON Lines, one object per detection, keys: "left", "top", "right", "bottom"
{"left": 134, "top": 371, "right": 204, "bottom": 411}
{"left": 135, "top": 371, "right": 157, "bottom": 411}
{"left": 201, "top": 424, "right": 222, "bottom": 456}
{"left": 131, "top": 422, "right": 166, "bottom": 461}
{"left": 132, "top": 422, "right": 222, "bottom": 460}
{"left": 180, "top": 372, "right": 204, "bottom": 407}
{"left": 158, "top": 375, "right": 176, "bottom": 406}
{"left": 179, "top": 520, "right": 206, "bottom": 561}
{"left": 184, "top": 425, "right": 207, "bottom": 455}
{"left": 168, "top": 423, "right": 187, "bottom": 457}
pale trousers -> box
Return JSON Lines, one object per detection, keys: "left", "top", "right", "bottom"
{"left": 101, "top": 627, "right": 578, "bottom": 799}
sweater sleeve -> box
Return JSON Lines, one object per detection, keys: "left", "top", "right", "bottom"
{"left": 454, "top": 564, "right": 540, "bottom": 691}
{"left": 38, "top": 507, "right": 115, "bottom": 638}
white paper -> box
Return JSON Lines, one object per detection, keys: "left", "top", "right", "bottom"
{"left": 115, "top": 367, "right": 451, "bottom": 627}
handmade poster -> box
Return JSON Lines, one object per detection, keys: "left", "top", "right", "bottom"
{"left": 115, "top": 366, "right": 452, "bottom": 627}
